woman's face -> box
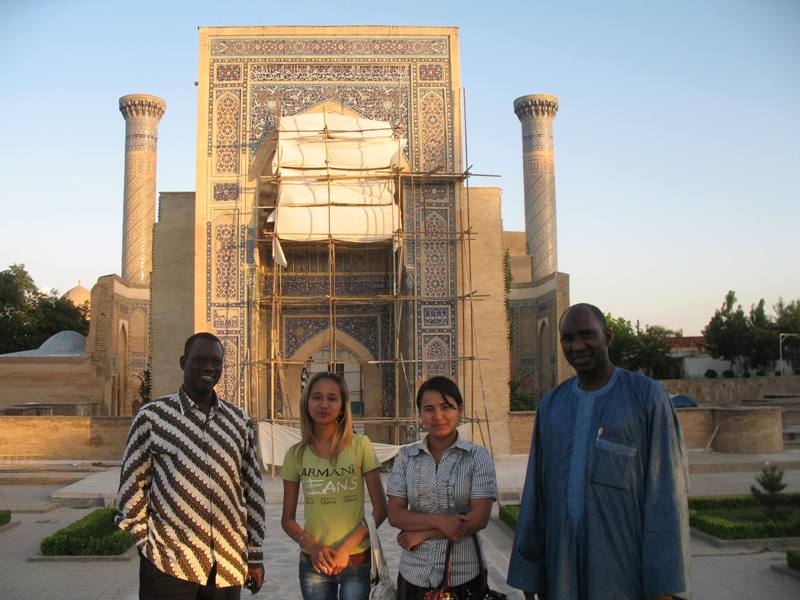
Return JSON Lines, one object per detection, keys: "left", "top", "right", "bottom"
{"left": 307, "top": 377, "right": 344, "bottom": 427}
{"left": 420, "top": 390, "right": 460, "bottom": 439}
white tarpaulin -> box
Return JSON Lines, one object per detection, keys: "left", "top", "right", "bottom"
{"left": 268, "top": 111, "right": 407, "bottom": 266}
{"left": 257, "top": 422, "right": 472, "bottom": 468}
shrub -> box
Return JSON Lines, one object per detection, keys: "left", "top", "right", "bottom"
{"left": 788, "top": 548, "right": 800, "bottom": 571}
{"left": 690, "top": 512, "right": 800, "bottom": 539}
{"left": 499, "top": 505, "right": 520, "bottom": 530}
{"left": 751, "top": 464, "right": 789, "bottom": 521}
{"left": 704, "top": 369, "right": 718, "bottom": 379}
{"left": 689, "top": 493, "right": 800, "bottom": 511}
{"left": 39, "top": 507, "right": 133, "bottom": 556}
{"left": 0, "top": 509, "right": 10, "bottom": 526}
{"left": 723, "top": 370, "right": 735, "bottom": 378}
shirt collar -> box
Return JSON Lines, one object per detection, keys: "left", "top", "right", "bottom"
{"left": 411, "top": 431, "right": 471, "bottom": 456}
{"left": 179, "top": 386, "right": 219, "bottom": 417}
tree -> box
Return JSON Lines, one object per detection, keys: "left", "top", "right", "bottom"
{"left": 606, "top": 314, "right": 637, "bottom": 368}
{"left": 0, "top": 264, "right": 89, "bottom": 354}
{"left": 748, "top": 299, "right": 778, "bottom": 371}
{"left": 607, "top": 314, "right": 676, "bottom": 378}
{"left": 703, "top": 291, "right": 752, "bottom": 373}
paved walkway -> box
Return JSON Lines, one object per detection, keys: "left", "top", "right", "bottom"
{"left": 1, "top": 451, "right": 800, "bottom": 599}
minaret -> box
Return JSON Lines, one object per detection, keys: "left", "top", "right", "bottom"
{"left": 513, "top": 94, "right": 559, "bottom": 282}
{"left": 119, "top": 94, "right": 166, "bottom": 285}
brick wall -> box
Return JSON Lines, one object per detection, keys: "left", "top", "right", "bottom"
{"left": 0, "top": 417, "right": 131, "bottom": 460}
{"left": 508, "top": 411, "right": 534, "bottom": 454}
{"left": 0, "top": 357, "right": 104, "bottom": 409}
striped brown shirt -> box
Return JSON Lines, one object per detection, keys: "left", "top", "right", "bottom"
{"left": 116, "top": 388, "right": 266, "bottom": 587}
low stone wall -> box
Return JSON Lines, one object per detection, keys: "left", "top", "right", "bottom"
{"left": 0, "top": 417, "right": 131, "bottom": 460}
{"left": 508, "top": 406, "right": 783, "bottom": 455}
{"left": 660, "top": 376, "right": 800, "bottom": 406}
{"left": 508, "top": 411, "right": 534, "bottom": 454}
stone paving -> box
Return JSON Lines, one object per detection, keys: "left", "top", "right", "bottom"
{"left": 1, "top": 454, "right": 800, "bottom": 599}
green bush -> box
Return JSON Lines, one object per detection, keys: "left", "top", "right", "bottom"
{"left": 689, "top": 493, "right": 800, "bottom": 511}
{"left": 40, "top": 507, "right": 134, "bottom": 556}
{"left": 499, "top": 505, "right": 520, "bottom": 529}
{"left": 788, "top": 548, "right": 800, "bottom": 571}
{"left": 0, "top": 509, "right": 10, "bottom": 526}
{"left": 690, "top": 512, "right": 800, "bottom": 540}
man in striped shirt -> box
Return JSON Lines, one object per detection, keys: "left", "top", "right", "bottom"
{"left": 116, "top": 332, "right": 267, "bottom": 599}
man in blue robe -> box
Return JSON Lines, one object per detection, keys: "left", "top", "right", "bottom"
{"left": 507, "top": 303, "right": 690, "bottom": 600}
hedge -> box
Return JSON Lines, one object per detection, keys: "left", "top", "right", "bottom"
{"left": 689, "top": 510, "right": 800, "bottom": 540}
{"left": 0, "top": 510, "right": 10, "bottom": 526}
{"left": 40, "top": 507, "right": 134, "bottom": 556}
{"left": 499, "top": 505, "right": 520, "bottom": 529}
{"left": 788, "top": 549, "right": 800, "bottom": 571}
{"left": 689, "top": 493, "right": 800, "bottom": 511}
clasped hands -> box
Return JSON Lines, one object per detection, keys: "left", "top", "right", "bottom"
{"left": 310, "top": 543, "right": 351, "bottom": 576}
{"left": 397, "top": 513, "right": 469, "bottom": 551}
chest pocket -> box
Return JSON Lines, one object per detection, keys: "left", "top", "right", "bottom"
{"left": 590, "top": 438, "right": 637, "bottom": 490}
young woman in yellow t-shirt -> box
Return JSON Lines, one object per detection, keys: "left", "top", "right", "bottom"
{"left": 281, "top": 371, "right": 388, "bottom": 600}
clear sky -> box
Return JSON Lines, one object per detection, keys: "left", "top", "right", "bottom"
{"left": 1, "top": 0, "right": 798, "bottom": 335}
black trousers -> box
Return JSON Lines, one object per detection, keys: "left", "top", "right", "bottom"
{"left": 397, "top": 572, "right": 486, "bottom": 600}
{"left": 139, "top": 555, "right": 242, "bottom": 600}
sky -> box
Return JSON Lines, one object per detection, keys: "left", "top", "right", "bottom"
{"left": 0, "top": 0, "right": 798, "bottom": 335}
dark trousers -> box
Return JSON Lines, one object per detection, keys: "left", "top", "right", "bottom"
{"left": 139, "top": 555, "right": 242, "bottom": 600}
{"left": 397, "top": 572, "right": 486, "bottom": 600}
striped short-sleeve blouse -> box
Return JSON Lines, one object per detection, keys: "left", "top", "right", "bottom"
{"left": 387, "top": 435, "right": 497, "bottom": 587}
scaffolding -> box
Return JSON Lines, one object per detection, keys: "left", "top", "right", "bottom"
{"left": 214, "top": 100, "right": 497, "bottom": 475}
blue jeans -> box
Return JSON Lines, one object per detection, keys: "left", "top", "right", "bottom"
{"left": 298, "top": 552, "right": 371, "bottom": 600}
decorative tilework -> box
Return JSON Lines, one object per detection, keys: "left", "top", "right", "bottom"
{"left": 421, "top": 305, "right": 451, "bottom": 328}
{"left": 423, "top": 335, "right": 450, "bottom": 379}
{"left": 213, "top": 309, "right": 240, "bottom": 331}
{"left": 251, "top": 64, "right": 409, "bottom": 82}
{"left": 213, "top": 182, "right": 240, "bottom": 201}
{"left": 421, "top": 212, "right": 448, "bottom": 297}
{"left": 214, "top": 223, "right": 238, "bottom": 299}
{"left": 219, "top": 337, "right": 239, "bottom": 404}
{"left": 216, "top": 64, "right": 242, "bottom": 81}
{"left": 211, "top": 37, "right": 449, "bottom": 57}
{"left": 418, "top": 63, "right": 444, "bottom": 81}
{"left": 420, "top": 90, "right": 446, "bottom": 172}
{"left": 250, "top": 84, "right": 408, "bottom": 156}
{"left": 215, "top": 91, "right": 241, "bottom": 174}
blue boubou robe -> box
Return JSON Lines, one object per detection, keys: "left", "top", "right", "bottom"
{"left": 507, "top": 368, "right": 691, "bottom": 599}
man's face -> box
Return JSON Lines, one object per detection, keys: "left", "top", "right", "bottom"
{"left": 180, "top": 338, "right": 223, "bottom": 396}
{"left": 559, "top": 308, "right": 612, "bottom": 377}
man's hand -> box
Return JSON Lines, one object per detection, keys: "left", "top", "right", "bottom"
{"left": 436, "top": 514, "right": 469, "bottom": 541}
{"left": 245, "top": 564, "right": 264, "bottom": 594}
{"left": 523, "top": 593, "right": 545, "bottom": 600}
{"left": 645, "top": 596, "right": 672, "bottom": 600}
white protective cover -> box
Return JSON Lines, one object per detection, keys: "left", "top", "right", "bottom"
{"left": 269, "top": 112, "right": 406, "bottom": 259}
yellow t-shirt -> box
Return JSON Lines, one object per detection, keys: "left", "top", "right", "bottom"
{"left": 282, "top": 434, "right": 380, "bottom": 554}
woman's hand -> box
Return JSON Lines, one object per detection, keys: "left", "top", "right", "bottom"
{"left": 397, "top": 530, "right": 430, "bottom": 551}
{"left": 327, "top": 547, "right": 352, "bottom": 575}
{"left": 310, "top": 544, "right": 337, "bottom": 575}
{"left": 436, "top": 514, "right": 469, "bottom": 541}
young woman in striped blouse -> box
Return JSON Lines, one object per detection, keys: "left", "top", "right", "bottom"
{"left": 281, "top": 371, "right": 387, "bottom": 600}
{"left": 387, "top": 376, "right": 498, "bottom": 599}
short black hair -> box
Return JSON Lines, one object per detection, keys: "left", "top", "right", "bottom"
{"left": 416, "top": 376, "right": 464, "bottom": 410}
{"left": 559, "top": 303, "right": 609, "bottom": 331}
{"left": 183, "top": 332, "right": 223, "bottom": 357}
